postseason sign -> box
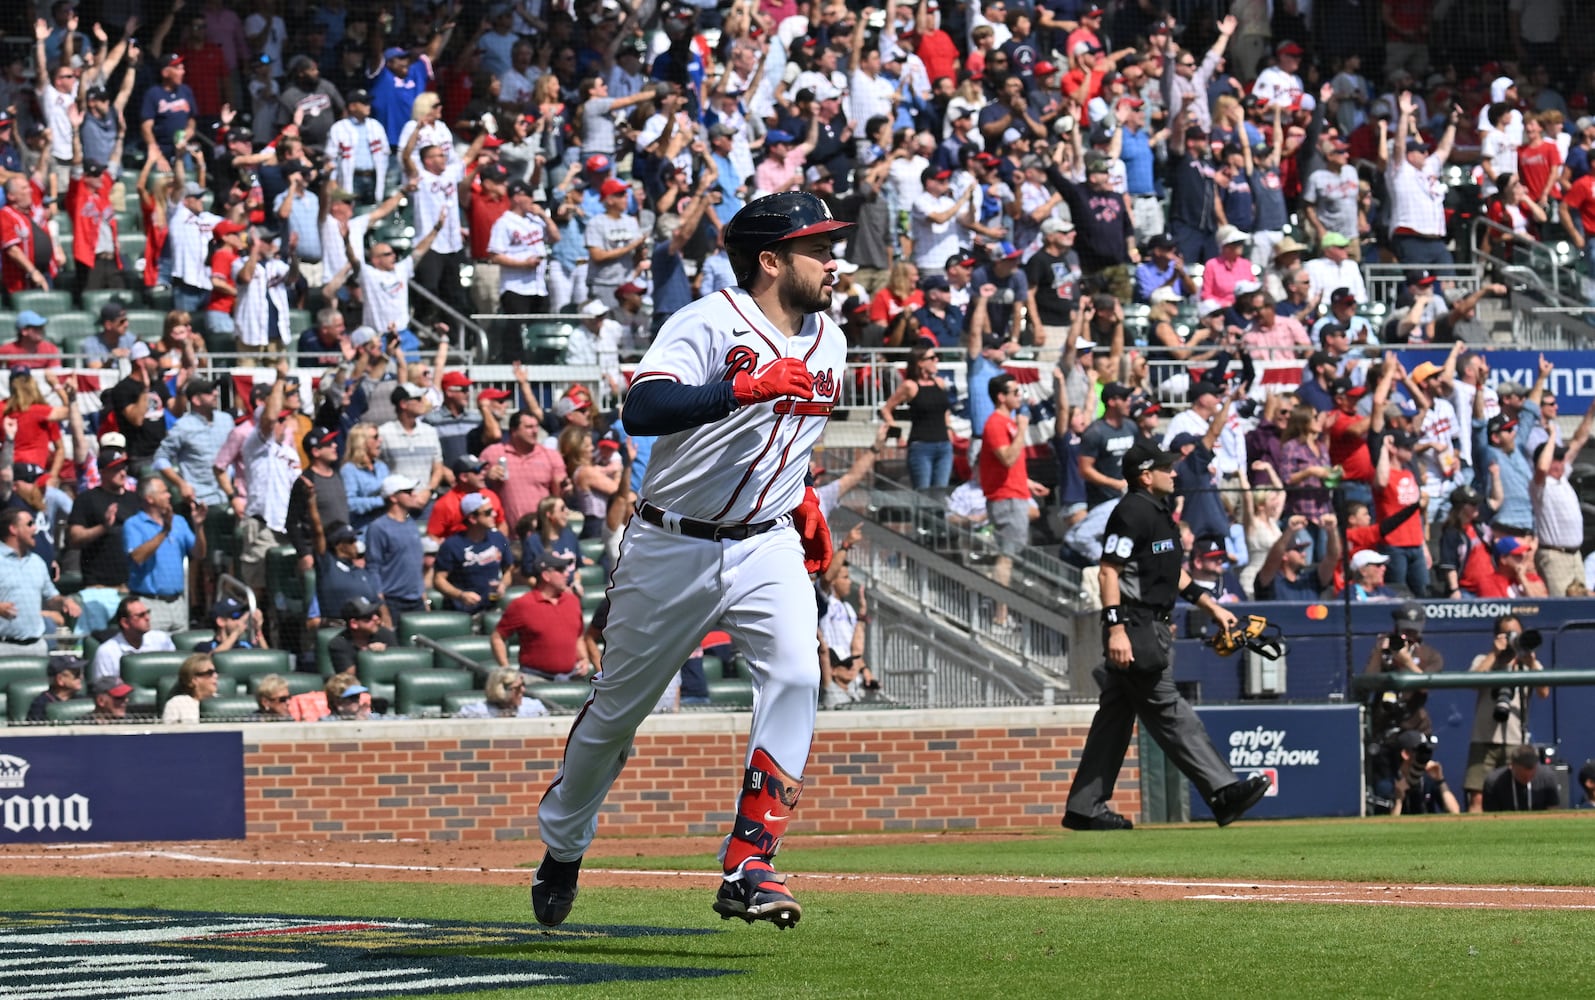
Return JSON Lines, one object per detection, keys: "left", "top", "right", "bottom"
{"left": 0, "top": 733, "right": 245, "bottom": 843}
{"left": 1189, "top": 705, "right": 1365, "bottom": 819}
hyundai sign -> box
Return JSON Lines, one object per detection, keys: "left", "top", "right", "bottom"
{"left": 0, "top": 733, "right": 245, "bottom": 842}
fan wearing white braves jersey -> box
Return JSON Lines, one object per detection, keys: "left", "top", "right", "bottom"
{"left": 533, "top": 192, "right": 854, "bottom": 933}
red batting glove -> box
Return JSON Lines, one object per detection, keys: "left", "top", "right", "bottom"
{"left": 733, "top": 357, "right": 815, "bottom": 406}
{"left": 793, "top": 486, "right": 832, "bottom": 575}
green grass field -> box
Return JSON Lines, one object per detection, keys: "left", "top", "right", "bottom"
{"left": 4, "top": 816, "right": 1595, "bottom": 999}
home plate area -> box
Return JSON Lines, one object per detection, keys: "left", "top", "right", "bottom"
{"left": 0, "top": 910, "right": 727, "bottom": 999}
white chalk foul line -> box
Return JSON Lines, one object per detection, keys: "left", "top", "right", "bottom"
{"left": 6, "top": 849, "right": 1595, "bottom": 908}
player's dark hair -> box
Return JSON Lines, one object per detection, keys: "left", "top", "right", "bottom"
{"left": 730, "top": 242, "right": 793, "bottom": 289}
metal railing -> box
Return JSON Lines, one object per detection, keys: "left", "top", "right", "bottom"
{"left": 1466, "top": 217, "right": 1595, "bottom": 348}
{"left": 829, "top": 505, "right": 1073, "bottom": 707}
{"left": 411, "top": 281, "right": 490, "bottom": 362}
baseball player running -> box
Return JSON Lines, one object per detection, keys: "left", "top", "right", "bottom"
{"left": 532, "top": 192, "right": 854, "bottom": 931}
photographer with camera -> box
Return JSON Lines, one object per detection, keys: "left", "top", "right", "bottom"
{"left": 1369, "top": 730, "right": 1460, "bottom": 815}
{"left": 1464, "top": 614, "right": 1549, "bottom": 812}
{"left": 1364, "top": 601, "right": 1444, "bottom": 743}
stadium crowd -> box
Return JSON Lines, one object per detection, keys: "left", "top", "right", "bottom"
{"left": 0, "top": 0, "right": 1593, "bottom": 721}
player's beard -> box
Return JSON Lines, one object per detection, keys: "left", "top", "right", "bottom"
{"left": 781, "top": 271, "right": 832, "bottom": 315}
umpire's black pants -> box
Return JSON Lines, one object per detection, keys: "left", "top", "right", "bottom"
{"left": 1066, "top": 608, "right": 1235, "bottom": 817}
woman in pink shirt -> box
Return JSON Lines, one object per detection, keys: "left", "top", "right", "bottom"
{"left": 1199, "top": 225, "right": 1254, "bottom": 307}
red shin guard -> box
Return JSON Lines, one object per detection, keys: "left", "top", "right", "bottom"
{"left": 723, "top": 748, "right": 804, "bottom": 874}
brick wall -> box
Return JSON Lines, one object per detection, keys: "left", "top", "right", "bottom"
{"left": 242, "top": 706, "right": 1137, "bottom": 841}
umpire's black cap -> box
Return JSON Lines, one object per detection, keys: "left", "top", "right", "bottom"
{"left": 1122, "top": 439, "right": 1179, "bottom": 478}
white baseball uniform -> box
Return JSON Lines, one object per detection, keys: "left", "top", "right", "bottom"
{"left": 537, "top": 285, "right": 845, "bottom": 861}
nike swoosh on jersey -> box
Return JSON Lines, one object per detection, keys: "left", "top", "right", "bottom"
{"left": 740, "top": 825, "right": 761, "bottom": 838}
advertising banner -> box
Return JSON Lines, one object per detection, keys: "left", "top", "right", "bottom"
{"left": 0, "top": 733, "right": 245, "bottom": 843}
{"left": 1397, "top": 350, "right": 1595, "bottom": 415}
{"left": 1189, "top": 705, "right": 1365, "bottom": 819}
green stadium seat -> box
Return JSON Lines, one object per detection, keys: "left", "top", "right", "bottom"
{"left": 10, "top": 290, "right": 73, "bottom": 317}
{"left": 119, "top": 650, "right": 189, "bottom": 693}
{"left": 357, "top": 648, "right": 434, "bottom": 705}
{"left": 395, "top": 669, "right": 474, "bottom": 717}
{"left": 81, "top": 290, "right": 138, "bottom": 317}
{"left": 248, "top": 672, "right": 323, "bottom": 696}
{"left": 478, "top": 607, "right": 504, "bottom": 637}
{"left": 0, "top": 659, "right": 47, "bottom": 720}
{"left": 577, "top": 564, "right": 607, "bottom": 593}
{"left": 7, "top": 680, "right": 48, "bottom": 722}
{"left": 707, "top": 677, "right": 754, "bottom": 709}
{"left": 45, "top": 699, "right": 98, "bottom": 722}
{"left": 579, "top": 588, "right": 605, "bottom": 619}
{"left": 42, "top": 313, "right": 96, "bottom": 344}
{"left": 315, "top": 626, "right": 342, "bottom": 676}
{"left": 443, "top": 691, "right": 487, "bottom": 715}
{"left": 501, "top": 585, "right": 531, "bottom": 604}
{"left": 527, "top": 681, "right": 592, "bottom": 713}
{"left": 154, "top": 672, "right": 181, "bottom": 711}
{"left": 287, "top": 309, "right": 312, "bottom": 336}
{"left": 429, "top": 634, "right": 496, "bottom": 674}
{"left": 212, "top": 648, "right": 293, "bottom": 686}
{"left": 171, "top": 629, "right": 214, "bottom": 651}
{"left": 144, "top": 286, "right": 173, "bottom": 311}
{"left": 396, "top": 610, "right": 474, "bottom": 644}
{"left": 566, "top": 512, "right": 584, "bottom": 536}
{"left": 61, "top": 329, "right": 98, "bottom": 358}
{"left": 124, "top": 309, "right": 167, "bottom": 340}
{"left": 199, "top": 695, "right": 263, "bottom": 719}
{"left": 578, "top": 538, "right": 606, "bottom": 565}
{"left": 118, "top": 232, "right": 147, "bottom": 266}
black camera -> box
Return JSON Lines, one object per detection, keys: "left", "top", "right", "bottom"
{"left": 1234, "top": 398, "right": 1258, "bottom": 420}
{"left": 1491, "top": 686, "right": 1515, "bottom": 723}
{"left": 1508, "top": 628, "right": 1543, "bottom": 656}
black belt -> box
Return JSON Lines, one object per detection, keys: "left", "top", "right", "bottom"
{"left": 1542, "top": 544, "right": 1581, "bottom": 555}
{"left": 135, "top": 592, "right": 184, "bottom": 601}
{"left": 1123, "top": 601, "right": 1173, "bottom": 622}
{"left": 353, "top": 169, "right": 376, "bottom": 175}
{"left": 637, "top": 500, "right": 781, "bottom": 541}
{"left": 0, "top": 636, "right": 42, "bottom": 644}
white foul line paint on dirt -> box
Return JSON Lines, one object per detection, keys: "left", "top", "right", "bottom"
{"left": 7, "top": 848, "right": 1595, "bottom": 909}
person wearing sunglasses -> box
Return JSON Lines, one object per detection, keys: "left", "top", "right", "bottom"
{"left": 253, "top": 673, "right": 294, "bottom": 720}
{"left": 161, "top": 653, "right": 221, "bottom": 724}
{"left": 453, "top": 666, "right": 549, "bottom": 719}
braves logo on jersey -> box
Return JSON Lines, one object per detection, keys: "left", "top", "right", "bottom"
{"left": 723, "top": 345, "right": 760, "bottom": 381}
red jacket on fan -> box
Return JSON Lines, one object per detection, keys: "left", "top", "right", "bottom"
{"left": 65, "top": 173, "right": 121, "bottom": 272}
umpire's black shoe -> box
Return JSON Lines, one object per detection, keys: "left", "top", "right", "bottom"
{"left": 1062, "top": 810, "right": 1134, "bottom": 831}
{"left": 531, "top": 853, "right": 583, "bottom": 927}
{"left": 1210, "top": 774, "right": 1272, "bottom": 828}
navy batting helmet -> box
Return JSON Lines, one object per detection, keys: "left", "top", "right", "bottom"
{"left": 724, "top": 192, "right": 856, "bottom": 285}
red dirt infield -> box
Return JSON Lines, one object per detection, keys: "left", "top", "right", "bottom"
{"left": 3, "top": 834, "right": 1592, "bottom": 911}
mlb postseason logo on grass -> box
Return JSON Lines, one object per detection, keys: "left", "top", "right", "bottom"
{"left": 0, "top": 910, "right": 728, "bottom": 997}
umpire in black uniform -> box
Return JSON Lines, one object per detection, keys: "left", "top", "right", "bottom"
{"left": 1063, "top": 440, "right": 1273, "bottom": 830}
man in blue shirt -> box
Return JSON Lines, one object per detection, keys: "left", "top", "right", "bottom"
{"left": 912, "top": 274, "right": 965, "bottom": 347}
{"left": 155, "top": 377, "right": 233, "bottom": 507}
{"left": 139, "top": 54, "right": 199, "bottom": 159}
{"left": 434, "top": 493, "right": 512, "bottom": 615}
{"left": 124, "top": 477, "right": 205, "bottom": 634}
{"left": 365, "top": 473, "right": 428, "bottom": 617}
{"left": 0, "top": 507, "right": 77, "bottom": 656}
{"left": 1480, "top": 413, "right": 1535, "bottom": 534}
{"left": 368, "top": 46, "right": 431, "bottom": 146}
{"left": 648, "top": 189, "right": 714, "bottom": 338}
